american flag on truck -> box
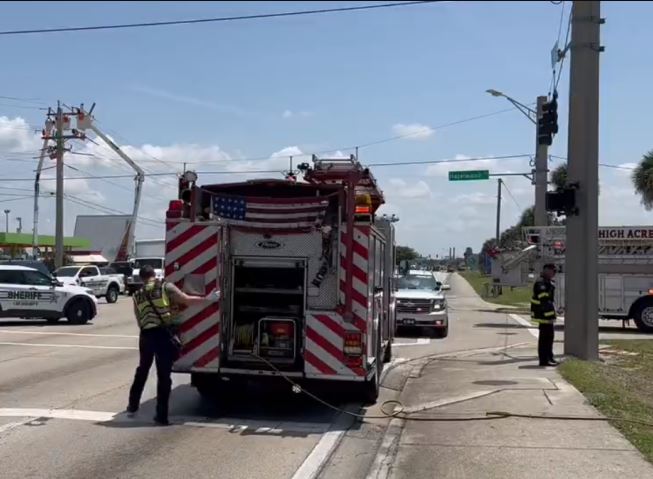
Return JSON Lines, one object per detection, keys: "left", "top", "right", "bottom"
{"left": 211, "top": 193, "right": 331, "bottom": 230}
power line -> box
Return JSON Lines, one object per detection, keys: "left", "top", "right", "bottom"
{"left": 0, "top": 168, "right": 286, "bottom": 182}
{"left": 0, "top": 1, "right": 441, "bottom": 36}
{"left": 501, "top": 181, "right": 523, "bottom": 212}
{"left": 366, "top": 154, "right": 532, "bottom": 167}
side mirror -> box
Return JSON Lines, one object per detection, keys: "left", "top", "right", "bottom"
{"left": 441, "top": 284, "right": 451, "bottom": 291}
{"left": 51, "top": 279, "right": 62, "bottom": 287}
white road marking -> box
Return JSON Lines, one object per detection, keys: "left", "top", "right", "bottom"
{"left": 0, "top": 341, "right": 137, "bottom": 350}
{"left": 509, "top": 313, "right": 539, "bottom": 338}
{"left": 0, "top": 408, "right": 116, "bottom": 422}
{"left": 290, "top": 404, "right": 357, "bottom": 479}
{"left": 0, "top": 408, "right": 331, "bottom": 435}
{"left": 291, "top": 428, "right": 346, "bottom": 479}
{"left": 393, "top": 338, "right": 431, "bottom": 347}
{"left": 0, "top": 330, "right": 138, "bottom": 339}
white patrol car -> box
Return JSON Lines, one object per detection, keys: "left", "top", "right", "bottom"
{"left": 0, "top": 265, "right": 98, "bottom": 324}
{"left": 54, "top": 265, "right": 122, "bottom": 304}
{"left": 396, "top": 272, "right": 449, "bottom": 338}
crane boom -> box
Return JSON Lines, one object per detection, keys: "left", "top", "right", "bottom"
{"left": 75, "top": 109, "right": 145, "bottom": 260}
{"left": 32, "top": 119, "right": 54, "bottom": 259}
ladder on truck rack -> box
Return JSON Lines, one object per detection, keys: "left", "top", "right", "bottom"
{"left": 524, "top": 226, "right": 653, "bottom": 273}
{"left": 304, "top": 154, "right": 385, "bottom": 207}
{"left": 302, "top": 155, "right": 386, "bottom": 323}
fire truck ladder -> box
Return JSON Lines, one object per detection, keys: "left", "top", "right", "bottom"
{"left": 524, "top": 226, "right": 653, "bottom": 274}
{"left": 303, "top": 155, "right": 385, "bottom": 321}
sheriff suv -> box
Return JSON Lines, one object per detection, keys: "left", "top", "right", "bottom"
{"left": 395, "top": 272, "right": 449, "bottom": 338}
{"left": 0, "top": 265, "right": 98, "bottom": 324}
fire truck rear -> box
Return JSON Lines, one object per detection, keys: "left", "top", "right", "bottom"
{"left": 164, "top": 156, "right": 395, "bottom": 402}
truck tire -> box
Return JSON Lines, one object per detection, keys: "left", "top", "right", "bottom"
{"left": 106, "top": 285, "right": 119, "bottom": 304}
{"left": 66, "top": 300, "right": 91, "bottom": 325}
{"left": 633, "top": 299, "right": 653, "bottom": 333}
{"left": 383, "top": 340, "right": 392, "bottom": 363}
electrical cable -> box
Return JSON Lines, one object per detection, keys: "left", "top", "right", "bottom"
{"left": 249, "top": 352, "right": 653, "bottom": 427}
{"left": 0, "top": 1, "right": 441, "bottom": 36}
{"left": 501, "top": 181, "right": 523, "bottom": 212}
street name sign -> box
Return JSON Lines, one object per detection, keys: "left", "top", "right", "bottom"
{"left": 448, "top": 170, "right": 490, "bottom": 181}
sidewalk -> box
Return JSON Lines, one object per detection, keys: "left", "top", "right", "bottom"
{"left": 373, "top": 277, "right": 653, "bottom": 479}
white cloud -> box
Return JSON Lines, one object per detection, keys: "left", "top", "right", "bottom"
{"left": 282, "top": 110, "right": 313, "bottom": 119}
{"left": 392, "top": 123, "right": 434, "bottom": 141}
{"left": 0, "top": 116, "right": 41, "bottom": 152}
{"left": 388, "top": 178, "right": 432, "bottom": 199}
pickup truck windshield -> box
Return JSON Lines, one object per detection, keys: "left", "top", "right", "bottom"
{"left": 397, "top": 275, "right": 440, "bottom": 290}
{"left": 55, "top": 267, "right": 81, "bottom": 277}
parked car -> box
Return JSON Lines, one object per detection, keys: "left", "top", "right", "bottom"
{"left": 0, "top": 265, "right": 97, "bottom": 324}
{"left": 53, "top": 265, "right": 122, "bottom": 303}
{"left": 0, "top": 260, "right": 52, "bottom": 278}
{"left": 99, "top": 267, "right": 126, "bottom": 294}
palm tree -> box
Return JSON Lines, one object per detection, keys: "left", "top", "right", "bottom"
{"left": 632, "top": 151, "right": 653, "bottom": 210}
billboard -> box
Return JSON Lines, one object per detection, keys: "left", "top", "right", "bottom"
{"left": 73, "top": 215, "right": 131, "bottom": 261}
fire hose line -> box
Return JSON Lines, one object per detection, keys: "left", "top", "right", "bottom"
{"left": 249, "top": 353, "right": 653, "bottom": 427}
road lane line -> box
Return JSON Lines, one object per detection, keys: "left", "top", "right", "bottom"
{"left": 0, "top": 330, "right": 138, "bottom": 339}
{"left": 0, "top": 341, "right": 137, "bottom": 350}
{"left": 0, "top": 408, "right": 116, "bottom": 422}
{"left": 291, "top": 404, "right": 357, "bottom": 479}
{"left": 509, "top": 313, "right": 539, "bottom": 338}
{"left": 0, "top": 408, "right": 331, "bottom": 435}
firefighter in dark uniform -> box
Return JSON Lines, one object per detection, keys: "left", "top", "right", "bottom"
{"left": 127, "top": 265, "right": 219, "bottom": 425}
{"left": 531, "top": 263, "right": 559, "bottom": 367}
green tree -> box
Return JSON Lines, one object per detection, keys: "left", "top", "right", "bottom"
{"left": 551, "top": 163, "right": 568, "bottom": 190}
{"left": 396, "top": 245, "right": 419, "bottom": 264}
{"left": 633, "top": 151, "right": 653, "bottom": 210}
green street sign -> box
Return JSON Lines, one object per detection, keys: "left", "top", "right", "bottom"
{"left": 448, "top": 170, "right": 490, "bottom": 181}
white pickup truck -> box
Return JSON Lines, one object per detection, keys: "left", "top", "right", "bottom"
{"left": 54, "top": 265, "right": 123, "bottom": 304}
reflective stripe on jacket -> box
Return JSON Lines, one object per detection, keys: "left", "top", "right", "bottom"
{"left": 133, "top": 279, "right": 172, "bottom": 330}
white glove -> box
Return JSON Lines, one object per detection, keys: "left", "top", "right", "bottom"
{"left": 205, "top": 289, "right": 221, "bottom": 302}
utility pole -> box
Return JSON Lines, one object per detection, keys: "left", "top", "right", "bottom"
{"left": 495, "top": 178, "right": 502, "bottom": 242}
{"left": 564, "top": 0, "right": 602, "bottom": 360}
{"left": 534, "top": 96, "right": 549, "bottom": 226}
{"left": 54, "top": 103, "right": 65, "bottom": 268}
{"left": 4, "top": 210, "right": 10, "bottom": 233}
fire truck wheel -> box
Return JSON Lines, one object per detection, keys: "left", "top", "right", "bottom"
{"left": 362, "top": 369, "right": 380, "bottom": 404}
{"left": 633, "top": 299, "right": 653, "bottom": 333}
{"left": 383, "top": 340, "right": 392, "bottom": 363}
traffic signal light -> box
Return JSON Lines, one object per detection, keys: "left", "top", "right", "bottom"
{"left": 537, "top": 97, "right": 558, "bottom": 146}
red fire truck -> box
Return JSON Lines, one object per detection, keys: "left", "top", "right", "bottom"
{"left": 165, "top": 156, "right": 396, "bottom": 402}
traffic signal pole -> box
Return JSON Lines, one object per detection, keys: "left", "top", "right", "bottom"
{"left": 534, "top": 96, "right": 549, "bottom": 226}
{"left": 564, "top": 0, "right": 602, "bottom": 360}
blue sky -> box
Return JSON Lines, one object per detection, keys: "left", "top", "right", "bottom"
{"left": 0, "top": 1, "right": 652, "bottom": 256}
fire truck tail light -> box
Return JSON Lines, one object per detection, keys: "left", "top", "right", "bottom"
{"left": 344, "top": 332, "right": 363, "bottom": 356}
{"left": 648, "top": 289, "right": 653, "bottom": 296}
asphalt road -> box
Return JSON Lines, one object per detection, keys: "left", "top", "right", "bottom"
{"left": 0, "top": 272, "right": 590, "bottom": 479}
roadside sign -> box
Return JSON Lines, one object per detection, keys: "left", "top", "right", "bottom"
{"left": 448, "top": 170, "right": 490, "bottom": 181}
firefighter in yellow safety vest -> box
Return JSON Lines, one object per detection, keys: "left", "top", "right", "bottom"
{"left": 531, "top": 263, "right": 558, "bottom": 367}
{"left": 127, "top": 265, "right": 220, "bottom": 425}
